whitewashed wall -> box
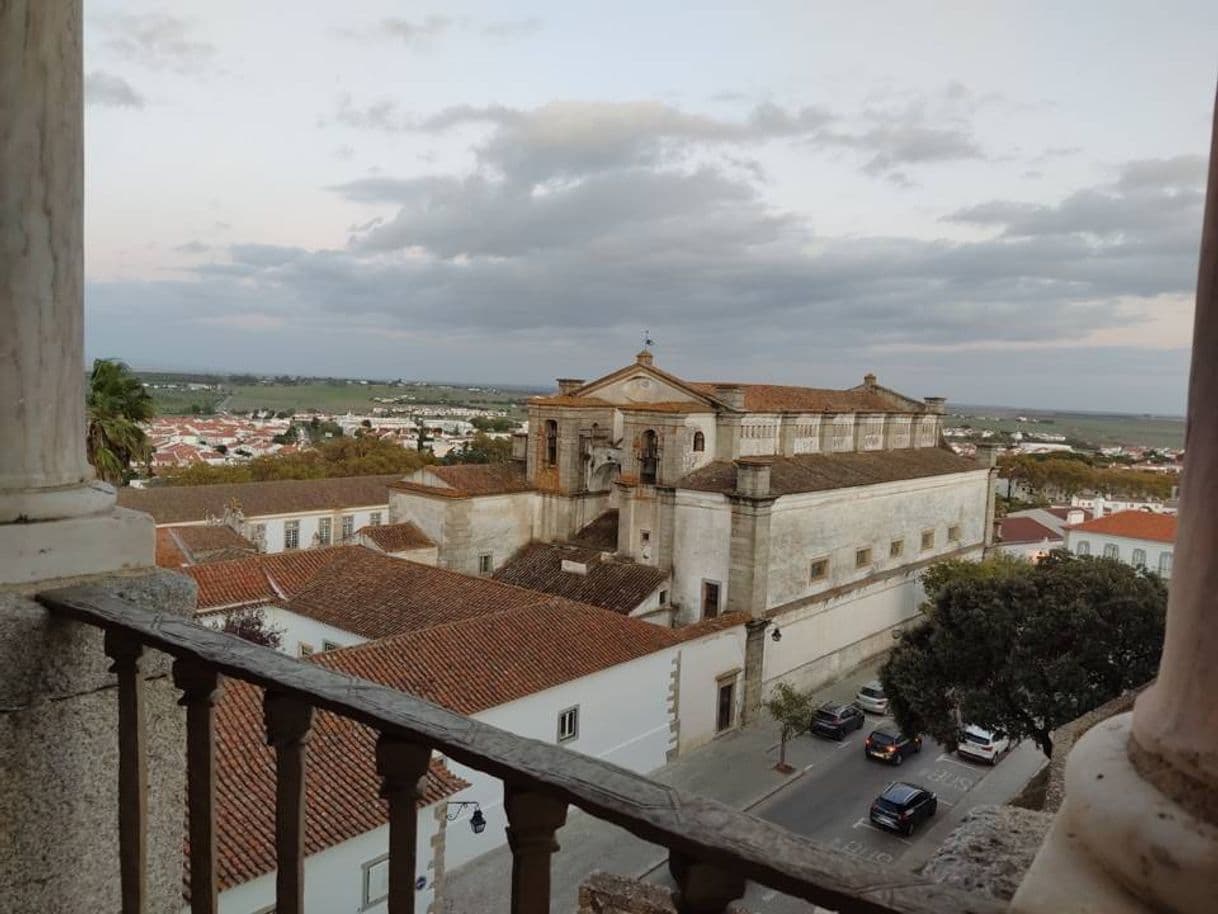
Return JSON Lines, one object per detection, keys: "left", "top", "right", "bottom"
{"left": 676, "top": 624, "right": 748, "bottom": 754}
{"left": 239, "top": 506, "right": 388, "bottom": 554}
{"left": 212, "top": 814, "right": 439, "bottom": 914}
{"left": 463, "top": 492, "right": 536, "bottom": 573}
{"left": 678, "top": 414, "right": 717, "bottom": 476}
{"left": 672, "top": 492, "right": 732, "bottom": 624}
{"left": 440, "top": 649, "right": 675, "bottom": 871}
{"left": 388, "top": 492, "right": 448, "bottom": 547}
{"left": 765, "top": 470, "right": 990, "bottom": 610}
{"left": 198, "top": 606, "right": 367, "bottom": 658}
{"left": 1064, "top": 530, "right": 1174, "bottom": 576}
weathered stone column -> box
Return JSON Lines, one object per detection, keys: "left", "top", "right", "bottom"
{"left": 0, "top": 0, "right": 152, "bottom": 583}
{"left": 1011, "top": 84, "right": 1218, "bottom": 914}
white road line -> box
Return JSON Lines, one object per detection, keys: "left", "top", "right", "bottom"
{"left": 851, "top": 817, "right": 871, "bottom": 830}
{"left": 935, "top": 754, "right": 978, "bottom": 769}
{"left": 937, "top": 798, "right": 956, "bottom": 808}
{"left": 803, "top": 761, "right": 817, "bottom": 771}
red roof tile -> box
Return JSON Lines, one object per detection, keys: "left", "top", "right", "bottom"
{"left": 389, "top": 462, "right": 532, "bottom": 498}
{"left": 493, "top": 543, "right": 668, "bottom": 614}
{"left": 155, "top": 528, "right": 188, "bottom": 568}
{"left": 185, "top": 546, "right": 362, "bottom": 611}
{"left": 358, "top": 521, "right": 435, "bottom": 552}
{"left": 205, "top": 678, "right": 467, "bottom": 894}
{"left": 687, "top": 382, "right": 902, "bottom": 413}
{"left": 316, "top": 600, "right": 682, "bottom": 717}
{"left": 999, "top": 516, "right": 1061, "bottom": 545}
{"left": 1069, "top": 510, "right": 1177, "bottom": 544}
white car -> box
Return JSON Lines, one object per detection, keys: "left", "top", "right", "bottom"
{"left": 957, "top": 725, "right": 1010, "bottom": 764}
{"left": 855, "top": 680, "right": 890, "bottom": 714}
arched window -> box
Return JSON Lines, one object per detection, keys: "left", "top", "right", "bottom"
{"left": 692, "top": 430, "right": 705, "bottom": 453}
{"left": 640, "top": 429, "right": 659, "bottom": 484}
{"left": 545, "top": 420, "right": 558, "bottom": 466}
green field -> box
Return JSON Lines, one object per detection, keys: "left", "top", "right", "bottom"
{"left": 951, "top": 407, "right": 1184, "bottom": 451}
{"left": 148, "top": 387, "right": 227, "bottom": 416}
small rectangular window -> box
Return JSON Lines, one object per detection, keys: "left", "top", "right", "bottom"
{"left": 855, "top": 547, "right": 872, "bottom": 568}
{"left": 369, "top": 511, "right": 382, "bottom": 527}
{"left": 317, "top": 516, "right": 332, "bottom": 546}
{"left": 298, "top": 642, "right": 314, "bottom": 657}
{"left": 1077, "top": 540, "right": 1091, "bottom": 556}
{"left": 321, "top": 640, "right": 341, "bottom": 653}
{"left": 701, "top": 580, "right": 721, "bottom": 619}
{"left": 1103, "top": 543, "right": 1119, "bottom": 559}
{"left": 341, "top": 514, "right": 355, "bottom": 540}
{"left": 557, "top": 706, "right": 579, "bottom": 742}
{"left": 921, "top": 529, "right": 935, "bottom": 551}
{"left": 659, "top": 589, "right": 669, "bottom": 605}
{"left": 478, "top": 552, "right": 493, "bottom": 575}
{"left": 284, "top": 520, "right": 300, "bottom": 550}
{"left": 890, "top": 539, "right": 904, "bottom": 559}
{"left": 362, "top": 854, "right": 390, "bottom": 908}
{"left": 1132, "top": 548, "right": 1147, "bottom": 567}
{"left": 948, "top": 524, "right": 961, "bottom": 543}
{"left": 809, "top": 557, "right": 829, "bottom": 582}
{"left": 1159, "top": 552, "right": 1173, "bottom": 577}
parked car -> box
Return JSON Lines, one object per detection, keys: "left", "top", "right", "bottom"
{"left": 869, "top": 781, "right": 938, "bottom": 836}
{"left": 810, "top": 702, "right": 865, "bottom": 740}
{"left": 855, "top": 680, "right": 890, "bottom": 714}
{"left": 864, "top": 728, "right": 922, "bottom": 765}
{"left": 957, "top": 725, "right": 1011, "bottom": 764}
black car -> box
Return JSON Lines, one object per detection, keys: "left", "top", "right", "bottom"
{"left": 864, "top": 729, "right": 923, "bottom": 765}
{"left": 810, "top": 702, "right": 865, "bottom": 740}
{"left": 869, "top": 782, "right": 938, "bottom": 836}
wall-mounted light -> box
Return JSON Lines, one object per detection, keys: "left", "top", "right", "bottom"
{"left": 446, "top": 801, "right": 487, "bottom": 834}
{"left": 770, "top": 627, "right": 782, "bottom": 643}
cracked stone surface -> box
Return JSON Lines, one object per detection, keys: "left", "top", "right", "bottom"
{"left": 919, "top": 805, "right": 1053, "bottom": 901}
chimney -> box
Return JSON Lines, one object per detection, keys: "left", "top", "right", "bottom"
{"left": 560, "top": 559, "right": 589, "bottom": 575}
{"left": 1094, "top": 495, "right": 1106, "bottom": 517}
{"left": 863, "top": 372, "right": 877, "bottom": 389}
{"left": 511, "top": 432, "right": 527, "bottom": 461}
{"left": 716, "top": 384, "right": 746, "bottom": 410}
{"left": 923, "top": 396, "right": 947, "bottom": 415}
{"left": 556, "top": 378, "right": 584, "bottom": 395}
{"left": 635, "top": 349, "right": 654, "bottom": 367}
{"left": 734, "top": 457, "right": 772, "bottom": 498}
{"left": 1067, "top": 509, "right": 1085, "bottom": 525}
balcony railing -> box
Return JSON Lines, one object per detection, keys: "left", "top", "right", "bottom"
{"left": 37, "top": 583, "right": 1005, "bottom": 914}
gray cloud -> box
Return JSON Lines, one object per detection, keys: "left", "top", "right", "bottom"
{"left": 173, "top": 241, "right": 210, "bottom": 254}
{"left": 85, "top": 71, "right": 145, "bottom": 108}
{"left": 100, "top": 13, "right": 215, "bottom": 74}
{"left": 379, "top": 16, "right": 452, "bottom": 45}
{"left": 481, "top": 18, "right": 542, "bottom": 39}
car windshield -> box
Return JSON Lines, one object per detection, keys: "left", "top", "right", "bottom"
{"left": 964, "top": 731, "right": 993, "bottom": 746}
{"left": 815, "top": 709, "right": 838, "bottom": 721}
{"left": 874, "top": 798, "right": 903, "bottom": 813}
{"left": 860, "top": 686, "right": 885, "bottom": 698}
{"left": 870, "top": 732, "right": 895, "bottom": 745}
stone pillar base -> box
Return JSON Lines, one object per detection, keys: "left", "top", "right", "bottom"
{"left": 0, "top": 506, "right": 154, "bottom": 585}
{"left": 1011, "top": 713, "right": 1218, "bottom": 914}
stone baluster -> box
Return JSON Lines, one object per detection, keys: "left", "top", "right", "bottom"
{"left": 105, "top": 631, "right": 148, "bottom": 914}
{"left": 264, "top": 692, "right": 314, "bottom": 914}
{"left": 174, "top": 660, "right": 223, "bottom": 914}
{"left": 504, "top": 785, "right": 568, "bottom": 913}
{"left": 375, "top": 734, "right": 433, "bottom": 914}
{"left": 668, "top": 852, "right": 745, "bottom": 914}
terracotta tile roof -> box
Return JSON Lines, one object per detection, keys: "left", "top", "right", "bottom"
{"left": 185, "top": 546, "right": 362, "bottom": 611}
{"left": 389, "top": 462, "right": 532, "bottom": 498}
{"left": 206, "top": 677, "right": 467, "bottom": 894}
{"left": 529, "top": 395, "right": 615, "bottom": 408}
{"left": 283, "top": 548, "right": 556, "bottom": 639}
{"left": 493, "top": 543, "right": 668, "bottom": 614}
{"left": 678, "top": 448, "right": 980, "bottom": 496}
{"left": 316, "top": 600, "right": 682, "bottom": 717}
{"left": 116, "top": 474, "right": 400, "bottom": 524}
{"left": 999, "top": 516, "right": 1062, "bottom": 545}
{"left": 672, "top": 611, "right": 750, "bottom": 641}
{"left": 1069, "top": 510, "right": 1177, "bottom": 544}
{"left": 618, "top": 401, "right": 716, "bottom": 414}
{"left": 688, "top": 382, "right": 901, "bottom": 413}
{"left": 358, "top": 521, "right": 435, "bottom": 552}
{"left": 155, "top": 528, "right": 188, "bottom": 568}
{"left": 1044, "top": 506, "right": 1093, "bottom": 522}
{"left": 570, "top": 510, "right": 620, "bottom": 550}
{"left": 167, "top": 525, "right": 259, "bottom": 564}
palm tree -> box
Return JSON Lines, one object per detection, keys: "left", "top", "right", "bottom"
{"left": 86, "top": 359, "right": 154, "bottom": 485}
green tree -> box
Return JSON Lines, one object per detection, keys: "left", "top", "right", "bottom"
{"left": 440, "top": 433, "right": 513, "bottom": 465}
{"left": 221, "top": 607, "right": 284, "bottom": 649}
{"left": 881, "top": 552, "right": 1166, "bottom": 759}
{"left": 764, "top": 681, "right": 816, "bottom": 772}
{"left": 86, "top": 359, "right": 154, "bottom": 485}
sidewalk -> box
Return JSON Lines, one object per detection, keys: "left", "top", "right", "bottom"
{"left": 440, "top": 659, "right": 886, "bottom": 913}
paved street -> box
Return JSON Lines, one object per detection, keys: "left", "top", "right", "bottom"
{"left": 443, "top": 660, "right": 1046, "bottom": 913}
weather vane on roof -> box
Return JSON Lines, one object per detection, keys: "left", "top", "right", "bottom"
{"left": 643, "top": 329, "right": 655, "bottom": 349}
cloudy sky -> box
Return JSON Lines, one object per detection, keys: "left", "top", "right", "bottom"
{"left": 84, "top": 1, "right": 1216, "bottom": 413}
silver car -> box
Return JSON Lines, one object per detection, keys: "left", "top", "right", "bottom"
{"left": 855, "top": 680, "right": 890, "bottom": 714}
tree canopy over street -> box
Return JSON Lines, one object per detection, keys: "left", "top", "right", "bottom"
{"left": 881, "top": 552, "right": 1167, "bottom": 758}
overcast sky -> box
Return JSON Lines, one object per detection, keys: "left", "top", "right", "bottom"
{"left": 84, "top": 1, "right": 1216, "bottom": 413}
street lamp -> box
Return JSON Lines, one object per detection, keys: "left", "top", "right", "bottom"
{"left": 769, "top": 623, "right": 782, "bottom": 642}
{"left": 447, "top": 801, "right": 487, "bottom": 834}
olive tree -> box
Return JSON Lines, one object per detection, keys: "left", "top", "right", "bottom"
{"left": 764, "top": 681, "right": 816, "bottom": 772}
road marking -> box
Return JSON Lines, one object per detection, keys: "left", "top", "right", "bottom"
{"left": 936, "top": 753, "right": 981, "bottom": 770}
{"left": 937, "top": 798, "right": 956, "bottom": 808}
{"left": 836, "top": 739, "right": 855, "bottom": 749}
{"left": 802, "top": 761, "right": 817, "bottom": 771}
{"left": 851, "top": 817, "right": 871, "bottom": 830}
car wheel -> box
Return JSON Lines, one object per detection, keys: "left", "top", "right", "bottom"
{"left": 914, "top": 740, "right": 923, "bottom": 753}
{"left": 834, "top": 728, "right": 844, "bottom": 741}
{"left": 902, "top": 822, "right": 914, "bottom": 837}
{"left": 893, "top": 752, "right": 904, "bottom": 766}
{"left": 929, "top": 800, "right": 938, "bottom": 817}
